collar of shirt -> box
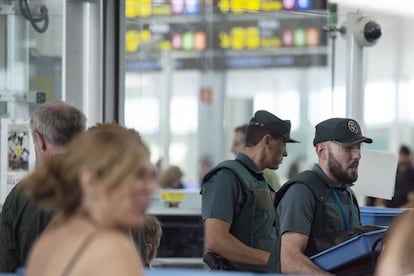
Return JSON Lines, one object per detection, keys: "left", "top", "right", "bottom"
{"left": 312, "top": 164, "right": 354, "bottom": 191}
{"left": 235, "top": 152, "right": 264, "bottom": 178}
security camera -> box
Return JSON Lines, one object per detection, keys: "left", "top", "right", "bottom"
{"left": 353, "top": 16, "right": 382, "bottom": 47}
{"left": 28, "top": 91, "right": 47, "bottom": 104}
{"left": 0, "top": 90, "right": 46, "bottom": 104}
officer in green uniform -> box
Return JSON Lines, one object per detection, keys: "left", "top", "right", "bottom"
{"left": 231, "top": 124, "right": 281, "bottom": 191}
{"left": 201, "top": 110, "right": 299, "bottom": 273}
{"left": 276, "top": 118, "right": 373, "bottom": 275}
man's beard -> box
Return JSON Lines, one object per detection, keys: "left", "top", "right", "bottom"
{"left": 328, "top": 150, "right": 358, "bottom": 184}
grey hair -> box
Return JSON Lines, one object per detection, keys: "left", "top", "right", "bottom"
{"left": 30, "top": 101, "right": 87, "bottom": 146}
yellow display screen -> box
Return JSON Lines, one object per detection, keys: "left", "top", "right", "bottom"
{"left": 126, "top": 17, "right": 326, "bottom": 53}
{"left": 126, "top": 0, "right": 327, "bottom": 18}
{"left": 213, "top": 17, "right": 325, "bottom": 50}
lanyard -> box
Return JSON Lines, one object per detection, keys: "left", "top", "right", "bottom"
{"left": 330, "top": 188, "right": 353, "bottom": 230}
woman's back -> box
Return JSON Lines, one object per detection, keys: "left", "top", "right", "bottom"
{"left": 26, "top": 217, "right": 144, "bottom": 276}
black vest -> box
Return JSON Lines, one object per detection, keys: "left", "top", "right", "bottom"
{"left": 203, "top": 160, "right": 278, "bottom": 272}
{"left": 275, "top": 170, "right": 360, "bottom": 256}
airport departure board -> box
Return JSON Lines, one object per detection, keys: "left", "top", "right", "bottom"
{"left": 213, "top": 0, "right": 327, "bottom": 13}
{"left": 125, "top": 0, "right": 328, "bottom": 70}
{"left": 126, "top": 0, "right": 205, "bottom": 17}
{"left": 213, "top": 18, "right": 326, "bottom": 50}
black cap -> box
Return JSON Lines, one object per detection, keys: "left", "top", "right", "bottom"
{"left": 313, "top": 118, "right": 373, "bottom": 146}
{"left": 249, "top": 110, "right": 299, "bottom": 143}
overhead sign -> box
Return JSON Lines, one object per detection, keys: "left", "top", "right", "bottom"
{"left": 125, "top": 0, "right": 327, "bottom": 17}
{"left": 213, "top": 0, "right": 327, "bottom": 13}
{"left": 126, "top": 22, "right": 206, "bottom": 53}
{"left": 126, "top": 54, "right": 327, "bottom": 71}
{"left": 213, "top": 18, "right": 327, "bottom": 50}
{"left": 126, "top": 0, "right": 203, "bottom": 17}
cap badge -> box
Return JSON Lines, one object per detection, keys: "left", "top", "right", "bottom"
{"left": 348, "top": 120, "right": 359, "bottom": 133}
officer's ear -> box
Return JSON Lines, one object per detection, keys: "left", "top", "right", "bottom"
{"left": 263, "top": 134, "right": 273, "bottom": 146}
{"left": 315, "top": 142, "right": 328, "bottom": 160}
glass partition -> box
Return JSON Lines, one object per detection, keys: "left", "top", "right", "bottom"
{"left": 0, "top": 0, "right": 63, "bottom": 116}
{"left": 0, "top": 0, "right": 64, "bottom": 205}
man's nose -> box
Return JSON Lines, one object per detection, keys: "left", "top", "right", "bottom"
{"left": 352, "top": 149, "right": 361, "bottom": 160}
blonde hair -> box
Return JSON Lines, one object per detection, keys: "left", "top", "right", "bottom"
{"left": 23, "top": 123, "right": 149, "bottom": 217}
{"left": 143, "top": 215, "right": 162, "bottom": 261}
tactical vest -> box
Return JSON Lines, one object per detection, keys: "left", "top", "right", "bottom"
{"left": 274, "top": 170, "right": 360, "bottom": 256}
{"left": 203, "top": 160, "right": 278, "bottom": 272}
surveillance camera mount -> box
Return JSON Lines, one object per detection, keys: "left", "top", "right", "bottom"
{"left": 0, "top": 90, "right": 46, "bottom": 104}
{"left": 341, "top": 14, "right": 382, "bottom": 47}
{"left": 340, "top": 12, "right": 382, "bottom": 129}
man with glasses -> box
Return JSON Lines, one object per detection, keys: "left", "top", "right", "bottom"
{"left": 201, "top": 110, "right": 299, "bottom": 273}
{"left": 275, "top": 118, "right": 372, "bottom": 275}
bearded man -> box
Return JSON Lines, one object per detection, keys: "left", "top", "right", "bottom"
{"left": 275, "top": 118, "right": 372, "bottom": 275}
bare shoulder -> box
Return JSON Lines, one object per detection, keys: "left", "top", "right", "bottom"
{"left": 28, "top": 229, "right": 144, "bottom": 276}
{"left": 86, "top": 229, "right": 144, "bottom": 275}
{"left": 94, "top": 230, "right": 138, "bottom": 253}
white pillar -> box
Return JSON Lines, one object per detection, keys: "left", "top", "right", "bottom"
{"left": 65, "top": 0, "right": 103, "bottom": 127}
{"left": 344, "top": 12, "right": 365, "bottom": 125}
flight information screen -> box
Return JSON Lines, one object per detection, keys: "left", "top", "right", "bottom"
{"left": 125, "top": 0, "right": 329, "bottom": 70}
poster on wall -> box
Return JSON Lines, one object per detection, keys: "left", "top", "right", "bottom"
{"left": 0, "top": 119, "right": 35, "bottom": 205}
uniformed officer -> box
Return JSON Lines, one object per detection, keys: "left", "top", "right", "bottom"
{"left": 201, "top": 110, "right": 299, "bottom": 273}
{"left": 276, "top": 118, "right": 372, "bottom": 275}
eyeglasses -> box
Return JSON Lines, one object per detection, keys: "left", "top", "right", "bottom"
{"left": 331, "top": 140, "right": 362, "bottom": 153}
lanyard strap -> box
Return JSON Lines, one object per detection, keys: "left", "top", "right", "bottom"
{"left": 330, "top": 188, "right": 353, "bottom": 230}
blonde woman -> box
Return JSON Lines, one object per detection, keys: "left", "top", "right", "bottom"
{"left": 24, "top": 124, "right": 157, "bottom": 276}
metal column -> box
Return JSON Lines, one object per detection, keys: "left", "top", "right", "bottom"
{"left": 65, "top": 0, "right": 103, "bottom": 126}
{"left": 5, "top": 11, "right": 30, "bottom": 119}
{"left": 344, "top": 12, "right": 365, "bottom": 124}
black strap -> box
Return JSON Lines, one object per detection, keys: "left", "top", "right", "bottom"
{"left": 61, "top": 231, "right": 98, "bottom": 276}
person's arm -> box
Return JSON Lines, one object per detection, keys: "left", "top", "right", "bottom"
{"left": 17, "top": 196, "right": 53, "bottom": 267}
{"left": 0, "top": 187, "right": 23, "bottom": 272}
{"left": 0, "top": 210, "right": 13, "bottom": 272}
{"left": 280, "top": 232, "right": 333, "bottom": 275}
{"left": 202, "top": 169, "right": 270, "bottom": 265}
{"left": 204, "top": 218, "right": 270, "bottom": 265}
{"left": 375, "top": 210, "right": 414, "bottom": 276}
{"left": 277, "top": 184, "right": 333, "bottom": 275}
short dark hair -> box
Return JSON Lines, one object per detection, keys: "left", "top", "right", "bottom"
{"left": 30, "top": 101, "right": 87, "bottom": 146}
{"left": 245, "top": 125, "right": 281, "bottom": 147}
{"left": 400, "top": 145, "right": 411, "bottom": 156}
